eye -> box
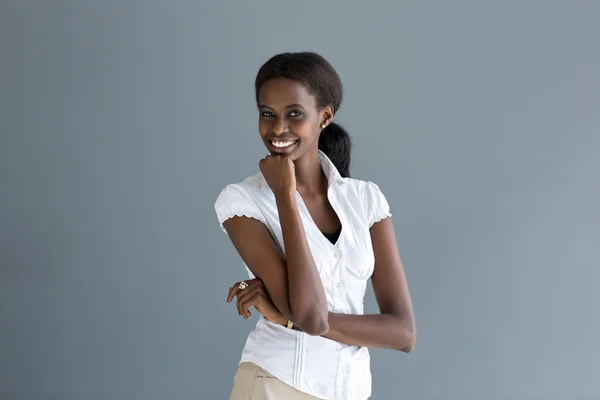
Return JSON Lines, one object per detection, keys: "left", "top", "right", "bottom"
{"left": 260, "top": 111, "right": 275, "bottom": 118}
{"left": 289, "top": 110, "right": 304, "bottom": 117}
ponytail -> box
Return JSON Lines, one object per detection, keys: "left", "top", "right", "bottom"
{"left": 318, "top": 122, "right": 352, "bottom": 178}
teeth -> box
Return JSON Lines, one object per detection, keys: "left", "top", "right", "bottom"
{"left": 272, "top": 141, "right": 296, "bottom": 148}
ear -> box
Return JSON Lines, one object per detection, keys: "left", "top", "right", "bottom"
{"left": 320, "top": 105, "right": 334, "bottom": 128}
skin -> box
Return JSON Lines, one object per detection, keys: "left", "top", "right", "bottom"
{"left": 223, "top": 78, "right": 416, "bottom": 351}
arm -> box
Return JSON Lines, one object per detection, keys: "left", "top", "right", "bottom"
{"left": 276, "top": 192, "right": 330, "bottom": 332}
{"left": 322, "top": 217, "right": 416, "bottom": 352}
{"left": 223, "top": 194, "right": 329, "bottom": 335}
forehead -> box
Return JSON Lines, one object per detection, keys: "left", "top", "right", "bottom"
{"left": 258, "top": 78, "right": 316, "bottom": 108}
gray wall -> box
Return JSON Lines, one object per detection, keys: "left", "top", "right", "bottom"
{"left": 1, "top": 1, "right": 599, "bottom": 399}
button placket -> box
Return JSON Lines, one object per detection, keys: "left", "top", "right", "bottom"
{"left": 330, "top": 246, "right": 342, "bottom": 309}
{"left": 334, "top": 354, "right": 347, "bottom": 399}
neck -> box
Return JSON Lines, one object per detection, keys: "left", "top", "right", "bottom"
{"left": 294, "top": 150, "right": 327, "bottom": 196}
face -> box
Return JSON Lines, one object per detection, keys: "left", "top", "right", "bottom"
{"left": 258, "top": 78, "right": 333, "bottom": 161}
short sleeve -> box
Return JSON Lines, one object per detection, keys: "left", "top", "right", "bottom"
{"left": 363, "top": 181, "right": 392, "bottom": 227}
{"left": 214, "top": 184, "right": 268, "bottom": 234}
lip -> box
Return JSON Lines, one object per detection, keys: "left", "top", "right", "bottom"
{"left": 266, "top": 139, "right": 299, "bottom": 154}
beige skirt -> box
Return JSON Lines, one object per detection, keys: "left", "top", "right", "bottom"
{"left": 229, "top": 362, "right": 321, "bottom": 400}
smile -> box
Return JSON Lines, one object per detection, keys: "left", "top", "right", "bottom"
{"left": 270, "top": 140, "right": 298, "bottom": 148}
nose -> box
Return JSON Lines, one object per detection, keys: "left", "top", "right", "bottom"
{"left": 271, "top": 116, "right": 288, "bottom": 136}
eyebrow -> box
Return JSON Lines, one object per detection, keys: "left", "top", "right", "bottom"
{"left": 259, "top": 103, "right": 306, "bottom": 110}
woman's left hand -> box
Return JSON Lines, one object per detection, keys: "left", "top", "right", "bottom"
{"left": 227, "top": 278, "right": 286, "bottom": 325}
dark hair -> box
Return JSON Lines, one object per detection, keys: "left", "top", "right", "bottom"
{"left": 254, "top": 52, "right": 352, "bottom": 178}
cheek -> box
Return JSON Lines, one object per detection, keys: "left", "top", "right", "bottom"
{"left": 258, "top": 120, "right": 268, "bottom": 136}
{"left": 291, "top": 120, "right": 317, "bottom": 138}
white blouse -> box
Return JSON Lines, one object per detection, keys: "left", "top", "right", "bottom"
{"left": 214, "top": 151, "right": 391, "bottom": 400}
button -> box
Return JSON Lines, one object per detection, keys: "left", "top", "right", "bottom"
{"left": 334, "top": 251, "right": 341, "bottom": 259}
{"left": 342, "top": 366, "right": 348, "bottom": 374}
{"left": 337, "top": 282, "right": 344, "bottom": 289}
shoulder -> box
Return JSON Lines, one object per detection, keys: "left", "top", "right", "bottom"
{"left": 338, "top": 177, "right": 391, "bottom": 227}
{"left": 214, "top": 173, "right": 267, "bottom": 231}
{"left": 339, "top": 177, "right": 387, "bottom": 199}
{"left": 215, "top": 173, "right": 263, "bottom": 201}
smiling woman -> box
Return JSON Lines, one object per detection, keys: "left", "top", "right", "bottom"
{"left": 215, "top": 52, "right": 416, "bottom": 400}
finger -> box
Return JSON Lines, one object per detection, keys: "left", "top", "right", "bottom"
{"left": 227, "top": 286, "right": 235, "bottom": 302}
{"left": 227, "top": 284, "right": 241, "bottom": 303}
{"left": 228, "top": 281, "right": 251, "bottom": 303}
{"left": 237, "top": 295, "right": 249, "bottom": 318}
{"left": 238, "top": 295, "right": 260, "bottom": 319}
{"left": 228, "top": 279, "right": 258, "bottom": 303}
{"left": 235, "top": 285, "right": 257, "bottom": 304}
{"left": 236, "top": 287, "right": 259, "bottom": 318}
{"left": 238, "top": 289, "right": 261, "bottom": 319}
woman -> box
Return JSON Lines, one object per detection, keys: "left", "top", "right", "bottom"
{"left": 214, "top": 52, "right": 416, "bottom": 400}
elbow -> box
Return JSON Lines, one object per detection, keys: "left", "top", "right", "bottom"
{"left": 395, "top": 320, "right": 417, "bottom": 353}
{"left": 399, "top": 332, "right": 416, "bottom": 353}
{"left": 301, "top": 319, "right": 329, "bottom": 336}
{"left": 293, "top": 309, "right": 329, "bottom": 336}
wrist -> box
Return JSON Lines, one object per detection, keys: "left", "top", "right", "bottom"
{"left": 263, "top": 314, "right": 288, "bottom": 326}
{"left": 275, "top": 190, "right": 297, "bottom": 206}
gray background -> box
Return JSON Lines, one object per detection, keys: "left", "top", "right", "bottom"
{"left": 1, "top": 1, "right": 599, "bottom": 399}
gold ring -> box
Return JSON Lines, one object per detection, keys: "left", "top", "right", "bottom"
{"left": 238, "top": 281, "right": 248, "bottom": 290}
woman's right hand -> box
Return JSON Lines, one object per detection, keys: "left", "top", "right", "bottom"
{"left": 227, "top": 278, "right": 287, "bottom": 325}
{"left": 259, "top": 155, "right": 296, "bottom": 196}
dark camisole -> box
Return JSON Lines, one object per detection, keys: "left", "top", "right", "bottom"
{"left": 321, "top": 226, "right": 342, "bottom": 245}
